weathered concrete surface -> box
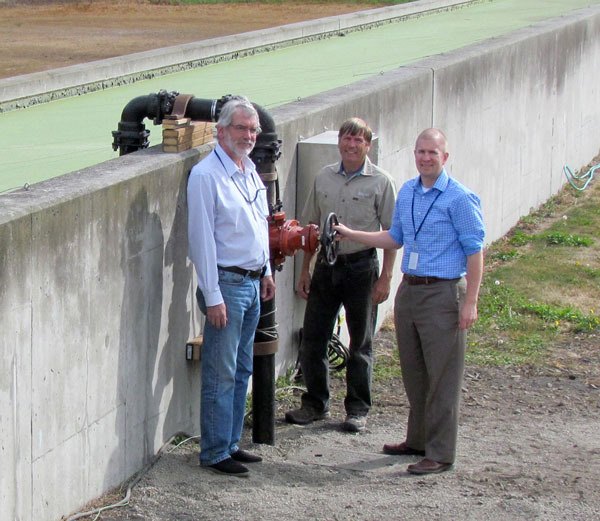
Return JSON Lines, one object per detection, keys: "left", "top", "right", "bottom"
{"left": 1, "top": 149, "right": 204, "bottom": 521}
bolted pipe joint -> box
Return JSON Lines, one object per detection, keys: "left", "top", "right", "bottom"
{"left": 111, "top": 121, "right": 150, "bottom": 155}
{"left": 112, "top": 89, "right": 179, "bottom": 155}
{"left": 251, "top": 137, "right": 282, "bottom": 173}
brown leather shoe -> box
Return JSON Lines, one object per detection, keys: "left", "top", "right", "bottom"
{"left": 407, "top": 458, "right": 453, "bottom": 475}
{"left": 382, "top": 441, "right": 425, "bottom": 456}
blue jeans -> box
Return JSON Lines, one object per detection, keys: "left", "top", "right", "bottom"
{"left": 196, "top": 270, "right": 260, "bottom": 466}
{"left": 300, "top": 249, "right": 379, "bottom": 416}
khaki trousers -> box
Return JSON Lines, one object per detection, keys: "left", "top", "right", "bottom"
{"left": 394, "top": 277, "right": 466, "bottom": 464}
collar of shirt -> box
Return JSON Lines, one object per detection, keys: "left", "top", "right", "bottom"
{"left": 214, "top": 143, "right": 257, "bottom": 180}
{"left": 337, "top": 161, "right": 367, "bottom": 181}
{"left": 414, "top": 168, "right": 450, "bottom": 193}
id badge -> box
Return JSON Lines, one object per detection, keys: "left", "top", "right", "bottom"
{"left": 408, "top": 251, "right": 419, "bottom": 270}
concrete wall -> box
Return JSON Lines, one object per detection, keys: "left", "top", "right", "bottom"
{"left": 1, "top": 5, "right": 599, "bottom": 520}
{"left": 1, "top": 151, "right": 205, "bottom": 520}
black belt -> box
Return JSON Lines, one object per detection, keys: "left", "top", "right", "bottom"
{"left": 322, "top": 248, "right": 376, "bottom": 264}
{"left": 403, "top": 275, "right": 456, "bottom": 285}
{"left": 218, "top": 265, "right": 265, "bottom": 279}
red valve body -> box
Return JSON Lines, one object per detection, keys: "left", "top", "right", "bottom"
{"left": 268, "top": 211, "right": 320, "bottom": 266}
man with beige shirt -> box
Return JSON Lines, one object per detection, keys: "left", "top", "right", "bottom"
{"left": 285, "top": 117, "right": 397, "bottom": 432}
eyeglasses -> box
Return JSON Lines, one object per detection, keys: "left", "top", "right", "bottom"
{"left": 230, "top": 124, "right": 262, "bottom": 135}
{"left": 231, "top": 175, "right": 266, "bottom": 204}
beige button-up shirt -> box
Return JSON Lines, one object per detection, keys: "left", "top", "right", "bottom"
{"left": 301, "top": 157, "right": 396, "bottom": 255}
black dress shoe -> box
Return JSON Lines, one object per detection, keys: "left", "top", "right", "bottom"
{"left": 382, "top": 441, "right": 425, "bottom": 456}
{"left": 231, "top": 449, "right": 262, "bottom": 463}
{"left": 208, "top": 458, "right": 249, "bottom": 477}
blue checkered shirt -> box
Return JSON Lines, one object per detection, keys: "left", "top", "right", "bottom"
{"left": 389, "top": 169, "right": 485, "bottom": 278}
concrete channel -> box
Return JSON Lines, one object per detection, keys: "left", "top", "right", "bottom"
{"left": 0, "top": 0, "right": 596, "bottom": 192}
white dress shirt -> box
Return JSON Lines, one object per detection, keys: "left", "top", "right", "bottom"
{"left": 187, "top": 143, "right": 271, "bottom": 307}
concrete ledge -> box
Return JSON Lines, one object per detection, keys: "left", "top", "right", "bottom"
{"left": 0, "top": 0, "right": 477, "bottom": 112}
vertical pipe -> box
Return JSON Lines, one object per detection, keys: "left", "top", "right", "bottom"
{"left": 252, "top": 297, "right": 277, "bottom": 444}
{"left": 251, "top": 117, "right": 281, "bottom": 445}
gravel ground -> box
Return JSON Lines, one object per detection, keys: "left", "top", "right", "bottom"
{"left": 71, "top": 326, "right": 600, "bottom": 521}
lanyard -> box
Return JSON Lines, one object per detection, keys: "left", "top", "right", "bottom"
{"left": 411, "top": 186, "right": 442, "bottom": 242}
{"left": 214, "top": 149, "right": 261, "bottom": 204}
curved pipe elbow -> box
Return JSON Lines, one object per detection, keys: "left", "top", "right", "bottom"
{"left": 253, "top": 103, "right": 275, "bottom": 135}
{"left": 120, "top": 94, "right": 160, "bottom": 124}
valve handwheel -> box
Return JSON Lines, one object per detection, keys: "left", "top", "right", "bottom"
{"left": 321, "top": 212, "right": 339, "bottom": 266}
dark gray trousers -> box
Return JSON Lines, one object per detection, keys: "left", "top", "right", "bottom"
{"left": 300, "top": 250, "right": 379, "bottom": 416}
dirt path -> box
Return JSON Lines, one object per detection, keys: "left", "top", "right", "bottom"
{"left": 78, "top": 327, "right": 600, "bottom": 521}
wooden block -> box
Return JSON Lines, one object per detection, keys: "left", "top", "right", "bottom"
{"left": 162, "top": 117, "right": 191, "bottom": 129}
{"left": 163, "top": 122, "right": 201, "bottom": 138}
{"left": 163, "top": 142, "right": 192, "bottom": 153}
{"left": 163, "top": 122, "right": 212, "bottom": 137}
{"left": 190, "top": 133, "right": 214, "bottom": 147}
{"left": 163, "top": 136, "right": 192, "bottom": 146}
{"left": 162, "top": 121, "right": 214, "bottom": 150}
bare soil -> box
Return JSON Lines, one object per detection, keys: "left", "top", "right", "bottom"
{"left": 4, "top": 2, "right": 598, "bottom": 520}
{"left": 0, "top": 0, "right": 382, "bottom": 79}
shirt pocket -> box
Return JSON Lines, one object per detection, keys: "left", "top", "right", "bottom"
{"left": 346, "top": 190, "right": 377, "bottom": 228}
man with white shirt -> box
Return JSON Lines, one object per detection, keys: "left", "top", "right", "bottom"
{"left": 187, "top": 96, "right": 275, "bottom": 477}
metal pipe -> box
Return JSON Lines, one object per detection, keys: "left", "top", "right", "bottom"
{"left": 249, "top": 102, "right": 281, "bottom": 446}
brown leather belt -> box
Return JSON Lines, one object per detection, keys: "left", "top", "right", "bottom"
{"left": 218, "top": 265, "right": 265, "bottom": 279}
{"left": 403, "top": 275, "right": 450, "bottom": 285}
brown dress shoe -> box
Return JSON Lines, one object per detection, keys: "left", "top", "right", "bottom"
{"left": 407, "top": 458, "right": 453, "bottom": 475}
{"left": 382, "top": 441, "right": 425, "bottom": 456}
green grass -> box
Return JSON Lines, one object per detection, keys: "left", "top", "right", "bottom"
{"left": 467, "top": 175, "right": 600, "bottom": 368}
{"left": 373, "top": 352, "right": 402, "bottom": 381}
